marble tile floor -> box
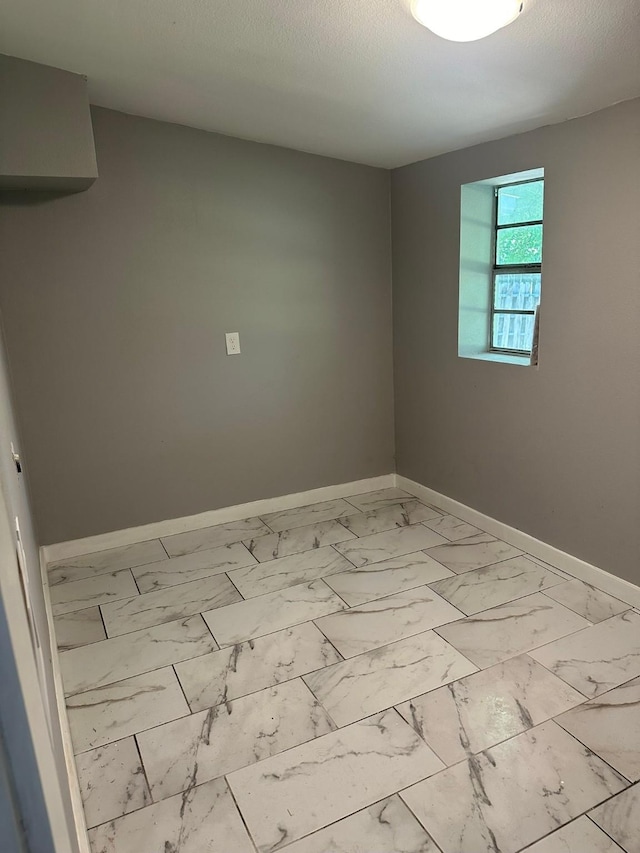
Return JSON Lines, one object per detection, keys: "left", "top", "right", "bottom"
{"left": 48, "top": 487, "right": 640, "bottom": 853}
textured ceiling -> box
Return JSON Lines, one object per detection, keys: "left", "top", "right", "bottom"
{"left": 1, "top": 0, "right": 639, "bottom": 167}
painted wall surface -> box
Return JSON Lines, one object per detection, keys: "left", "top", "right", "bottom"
{"left": 0, "top": 107, "right": 394, "bottom": 543}
{"left": 392, "top": 98, "right": 640, "bottom": 585}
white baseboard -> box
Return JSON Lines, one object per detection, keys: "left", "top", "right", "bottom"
{"left": 39, "top": 549, "right": 91, "bottom": 853}
{"left": 43, "top": 474, "right": 396, "bottom": 564}
{"left": 397, "top": 475, "right": 640, "bottom": 610}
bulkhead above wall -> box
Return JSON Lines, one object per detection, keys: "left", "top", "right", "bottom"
{"left": 0, "top": 54, "right": 97, "bottom": 192}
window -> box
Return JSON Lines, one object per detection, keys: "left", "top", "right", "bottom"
{"left": 491, "top": 179, "right": 544, "bottom": 354}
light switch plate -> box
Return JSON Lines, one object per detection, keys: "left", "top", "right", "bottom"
{"left": 225, "top": 332, "right": 241, "bottom": 355}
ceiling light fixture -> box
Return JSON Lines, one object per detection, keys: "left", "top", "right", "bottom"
{"left": 411, "top": 0, "right": 524, "bottom": 42}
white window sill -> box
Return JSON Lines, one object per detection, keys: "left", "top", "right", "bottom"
{"left": 459, "top": 351, "right": 532, "bottom": 367}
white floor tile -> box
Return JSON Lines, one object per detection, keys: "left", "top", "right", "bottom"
{"left": 48, "top": 540, "right": 167, "bottom": 586}
{"left": 51, "top": 570, "right": 139, "bottom": 616}
{"left": 344, "top": 488, "right": 414, "bottom": 512}
{"left": 525, "top": 817, "right": 624, "bottom": 852}
{"left": 396, "top": 654, "right": 583, "bottom": 765}
{"left": 101, "top": 573, "right": 240, "bottom": 637}
{"left": 555, "top": 675, "right": 640, "bottom": 781}
{"left": 304, "top": 631, "right": 476, "bottom": 727}
{"left": 227, "top": 709, "right": 443, "bottom": 853}
{"left": 324, "top": 551, "right": 454, "bottom": 606}
{"left": 281, "top": 795, "right": 439, "bottom": 853}
{"left": 260, "top": 499, "right": 356, "bottom": 532}
{"left": 67, "top": 667, "right": 189, "bottom": 753}
{"left": 339, "top": 500, "right": 442, "bottom": 537}
{"left": 203, "top": 579, "right": 347, "bottom": 646}
{"left": 429, "top": 555, "right": 563, "bottom": 615}
{"left": 543, "top": 578, "right": 630, "bottom": 623}
{"left": 589, "top": 784, "right": 640, "bottom": 853}
{"left": 88, "top": 777, "right": 254, "bottom": 853}
{"left": 138, "top": 679, "right": 335, "bottom": 800}
{"left": 132, "top": 543, "right": 256, "bottom": 592}
{"left": 54, "top": 606, "right": 106, "bottom": 651}
{"left": 315, "top": 586, "right": 463, "bottom": 657}
{"left": 75, "top": 737, "right": 150, "bottom": 829}
{"left": 228, "top": 546, "right": 352, "bottom": 598}
{"left": 530, "top": 610, "right": 640, "bottom": 698}
{"left": 425, "top": 534, "right": 523, "bottom": 574}
{"left": 334, "top": 524, "right": 447, "bottom": 568}
{"left": 175, "top": 622, "right": 341, "bottom": 712}
{"left": 60, "top": 615, "right": 216, "bottom": 696}
{"left": 245, "top": 519, "right": 355, "bottom": 563}
{"left": 436, "top": 593, "right": 590, "bottom": 668}
{"left": 161, "top": 517, "right": 270, "bottom": 557}
{"left": 401, "top": 721, "right": 627, "bottom": 853}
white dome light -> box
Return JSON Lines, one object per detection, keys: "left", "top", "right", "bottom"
{"left": 411, "top": 0, "right": 524, "bottom": 42}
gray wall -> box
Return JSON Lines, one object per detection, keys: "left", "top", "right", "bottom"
{"left": 0, "top": 54, "right": 97, "bottom": 190}
{"left": 0, "top": 107, "right": 394, "bottom": 543}
{"left": 392, "top": 98, "right": 640, "bottom": 585}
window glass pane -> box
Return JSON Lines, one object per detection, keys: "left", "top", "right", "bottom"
{"left": 493, "top": 272, "right": 541, "bottom": 311}
{"left": 497, "top": 180, "right": 544, "bottom": 225}
{"left": 492, "top": 312, "right": 535, "bottom": 352}
{"left": 496, "top": 224, "right": 543, "bottom": 265}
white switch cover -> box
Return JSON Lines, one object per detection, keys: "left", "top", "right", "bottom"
{"left": 225, "top": 332, "right": 241, "bottom": 355}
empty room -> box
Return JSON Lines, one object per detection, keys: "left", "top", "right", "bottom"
{"left": 1, "top": 1, "right": 639, "bottom": 852}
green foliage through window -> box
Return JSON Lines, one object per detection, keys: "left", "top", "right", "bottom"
{"left": 491, "top": 178, "right": 544, "bottom": 354}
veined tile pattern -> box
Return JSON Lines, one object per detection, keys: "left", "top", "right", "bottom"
{"left": 543, "top": 578, "right": 630, "bottom": 623}
{"left": 161, "top": 516, "right": 271, "bottom": 557}
{"left": 47, "top": 488, "right": 640, "bottom": 853}
{"left": 88, "top": 777, "right": 254, "bottom": 853}
{"left": 131, "top": 542, "right": 256, "bottom": 592}
{"left": 48, "top": 539, "right": 167, "bottom": 586}
{"left": 101, "top": 573, "right": 240, "bottom": 637}
{"left": 344, "top": 488, "right": 413, "bottom": 511}
{"left": 314, "top": 586, "right": 463, "bottom": 658}
{"left": 53, "top": 606, "right": 106, "bottom": 651}
{"left": 401, "top": 721, "right": 627, "bottom": 853}
{"left": 511, "top": 816, "right": 624, "bottom": 853}
{"left": 425, "top": 533, "right": 523, "bottom": 573}
{"left": 530, "top": 610, "right": 640, "bottom": 698}
{"left": 137, "top": 679, "right": 335, "bottom": 800}
{"left": 339, "top": 500, "right": 442, "bottom": 537}
{"left": 428, "top": 556, "right": 563, "bottom": 616}
{"left": 60, "top": 615, "right": 216, "bottom": 696}
{"left": 228, "top": 546, "right": 352, "bottom": 598}
{"left": 203, "top": 579, "right": 347, "bottom": 646}
{"left": 324, "top": 551, "right": 454, "bottom": 606}
{"left": 436, "top": 592, "right": 590, "bottom": 668}
{"left": 50, "top": 570, "right": 139, "bottom": 616}
{"left": 260, "top": 498, "right": 356, "bottom": 532}
{"left": 590, "top": 784, "right": 640, "bottom": 853}
{"left": 245, "top": 518, "right": 356, "bottom": 563}
{"left": 304, "top": 631, "right": 476, "bottom": 727}
{"left": 334, "top": 524, "right": 447, "bottom": 568}
{"left": 396, "top": 654, "right": 584, "bottom": 765}
{"left": 175, "top": 622, "right": 341, "bottom": 712}
{"left": 555, "top": 675, "right": 640, "bottom": 781}
{"left": 67, "top": 667, "right": 189, "bottom": 753}
{"left": 227, "top": 709, "right": 444, "bottom": 853}
{"left": 74, "top": 737, "right": 150, "bottom": 829}
{"left": 282, "top": 796, "right": 439, "bottom": 853}
{"left": 422, "top": 514, "right": 483, "bottom": 541}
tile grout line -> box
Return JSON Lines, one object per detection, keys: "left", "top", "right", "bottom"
{"left": 224, "top": 570, "right": 247, "bottom": 601}
{"left": 584, "top": 811, "right": 628, "bottom": 852}
{"left": 224, "top": 776, "right": 261, "bottom": 853}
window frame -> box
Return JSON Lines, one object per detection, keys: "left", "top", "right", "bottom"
{"left": 489, "top": 177, "right": 543, "bottom": 356}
